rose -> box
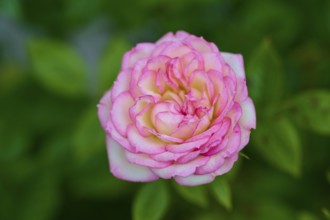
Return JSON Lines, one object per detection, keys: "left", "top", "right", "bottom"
{"left": 98, "top": 31, "right": 256, "bottom": 186}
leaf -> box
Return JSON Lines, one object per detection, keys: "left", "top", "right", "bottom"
{"left": 248, "top": 199, "right": 295, "bottom": 220}
{"left": 28, "top": 39, "right": 87, "bottom": 97}
{"left": 323, "top": 208, "right": 330, "bottom": 220}
{"left": 174, "top": 183, "right": 208, "bottom": 208}
{"left": 297, "top": 211, "right": 319, "bottom": 220}
{"left": 286, "top": 90, "right": 330, "bottom": 135}
{"left": 210, "top": 177, "right": 232, "bottom": 211}
{"left": 0, "top": 122, "right": 31, "bottom": 162}
{"left": 16, "top": 173, "right": 60, "bottom": 220}
{"left": 252, "top": 116, "right": 302, "bottom": 177}
{"left": 98, "top": 37, "right": 131, "bottom": 93}
{"left": 73, "top": 106, "right": 105, "bottom": 162}
{"left": 246, "top": 39, "right": 284, "bottom": 107}
{"left": 133, "top": 181, "right": 170, "bottom": 220}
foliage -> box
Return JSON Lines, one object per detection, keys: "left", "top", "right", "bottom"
{"left": 0, "top": 0, "right": 329, "bottom": 219}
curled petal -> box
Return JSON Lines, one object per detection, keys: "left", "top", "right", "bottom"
{"left": 127, "top": 126, "right": 166, "bottom": 154}
{"left": 195, "top": 152, "right": 225, "bottom": 175}
{"left": 106, "top": 136, "right": 159, "bottom": 182}
{"left": 213, "top": 154, "right": 238, "bottom": 176}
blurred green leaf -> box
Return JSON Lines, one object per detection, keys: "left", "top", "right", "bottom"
{"left": 133, "top": 181, "right": 169, "bottom": 220}
{"left": 327, "top": 170, "right": 330, "bottom": 184}
{"left": 246, "top": 39, "right": 284, "bottom": 108}
{"left": 210, "top": 177, "right": 232, "bottom": 211}
{"left": 323, "top": 208, "right": 330, "bottom": 220}
{"left": 28, "top": 39, "right": 87, "bottom": 97}
{"left": 285, "top": 90, "right": 330, "bottom": 135}
{"left": 193, "top": 212, "right": 224, "bottom": 220}
{"left": 245, "top": 200, "right": 295, "bottom": 220}
{"left": 73, "top": 106, "right": 104, "bottom": 162}
{"left": 174, "top": 183, "right": 208, "bottom": 208}
{"left": 297, "top": 211, "right": 319, "bottom": 220}
{"left": 0, "top": 63, "right": 24, "bottom": 94}
{"left": 16, "top": 173, "right": 60, "bottom": 220}
{"left": 98, "top": 37, "right": 131, "bottom": 93}
{"left": 0, "top": 122, "right": 30, "bottom": 162}
{"left": 252, "top": 116, "right": 302, "bottom": 177}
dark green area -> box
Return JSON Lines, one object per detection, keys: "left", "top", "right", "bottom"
{"left": 0, "top": 0, "right": 329, "bottom": 219}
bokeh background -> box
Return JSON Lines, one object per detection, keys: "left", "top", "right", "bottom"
{"left": 0, "top": 0, "right": 330, "bottom": 219}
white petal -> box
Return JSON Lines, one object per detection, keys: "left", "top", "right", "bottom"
{"left": 175, "top": 174, "right": 215, "bottom": 186}
{"left": 106, "top": 136, "right": 159, "bottom": 182}
{"left": 239, "top": 97, "right": 256, "bottom": 129}
{"left": 222, "top": 52, "right": 246, "bottom": 79}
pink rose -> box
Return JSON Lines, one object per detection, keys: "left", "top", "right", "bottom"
{"left": 98, "top": 31, "right": 256, "bottom": 186}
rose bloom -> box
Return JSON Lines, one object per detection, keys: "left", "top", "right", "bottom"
{"left": 98, "top": 31, "right": 256, "bottom": 186}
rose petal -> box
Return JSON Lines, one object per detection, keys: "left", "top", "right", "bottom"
{"left": 97, "top": 89, "right": 112, "bottom": 129}
{"left": 174, "top": 174, "right": 215, "bottom": 186}
{"left": 239, "top": 97, "right": 256, "bottom": 129}
{"left": 166, "top": 136, "right": 209, "bottom": 153}
{"left": 222, "top": 52, "right": 245, "bottom": 79}
{"left": 111, "top": 70, "right": 131, "bottom": 100}
{"left": 195, "top": 152, "right": 225, "bottom": 175}
{"left": 152, "top": 156, "right": 209, "bottom": 178}
{"left": 110, "top": 92, "right": 134, "bottom": 137}
{"left": 213, "top": 154, "right": 238, "bottom": 176}
{"left": 127, "top": 126, "right": 166, "bottom": 154}
{"left": 122, "top": 43, "right": 155, "bottom": 69}
{"left": 106, "top": 136, "right": 159, "bottom": 181}
{"left": 125, "top": 151, "right": 172, "bottom": 168}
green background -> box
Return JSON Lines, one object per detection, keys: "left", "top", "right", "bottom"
{"left": 0, "top": 0, "right": 329, "bottom": 219}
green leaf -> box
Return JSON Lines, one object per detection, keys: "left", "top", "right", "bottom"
{"left": 28, "top": 39, "right": 87, "bottom": 97}
{"left": 0, "top": 122, "right": 31, "bottom": 162}
{"left": 246, "top": 39, "right": 284, "bottom": 107}
{"left": 210, "top": 177, "right": 232, "bottom": 211}
{"left": 248, "top": 200, "right": 295, "bottom": 220}
{"left": 98, "top": 37, "right": 131, "bottom": 93}
{"left": 133, "top": 181, "right": 170, "bottom": 220}
{"left": 323, "top": 208, "right": 330, "bottom": 220}
{"left": 73, "top": 106, "right": 104, "bottom": 162}
{"left": 297, "top": 211, "right": 319, "bottom": 220}
{"left": 174, "top": 183, "right": 208, "bottom": 208}
{"left": 252, "top": 116, "right": 302, "bottom": 177}
{"left": 286, "top": 90, "right": 330, "bottom": 135}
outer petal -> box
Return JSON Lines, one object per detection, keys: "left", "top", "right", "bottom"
{"left": 221, "top": 52, "right": 245, "bottom": 79}
{"left": 239, "top": 97, "right": 256, "bottom": 129}
{"left": 110, "top": 92, "right": 134, "bottom": 137}
{"left": 213, "top": 154, "right": 238, "bottom": 176}
{"left": 175, "top": 174, "right": 215, "bottom": 186}
{"left": 106, "top": 136, "right": 159, "bottom": 182}
{"left": 97, "top": 89, "right": 112, "bottom": 129}
{"left": 111, "top": 70, "right": 131, "bottom": 100}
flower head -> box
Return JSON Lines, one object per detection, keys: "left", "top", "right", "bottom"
{"left": 98, "top": 31, "right": 256, "bottom": 186}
